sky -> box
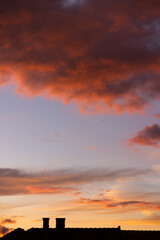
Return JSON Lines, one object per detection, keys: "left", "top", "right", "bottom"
{"left": 0, "top": 0, "right": 160, "bottom": 235}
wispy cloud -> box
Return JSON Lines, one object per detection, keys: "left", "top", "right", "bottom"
{"left": 26, "top": 186, "right": 77, "bottom": 194}
{"left": 0, "top": 167, "right": 150, "bottom": 196}
{"left": 77, "top": 197, "right": 160, "bottom": 211}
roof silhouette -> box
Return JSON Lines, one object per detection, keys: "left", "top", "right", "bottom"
{"left": 1, "top": 218, "right": 122, "bottom": 240}
{"left": 1, "top": 218, "right": 160, "bottom": 240}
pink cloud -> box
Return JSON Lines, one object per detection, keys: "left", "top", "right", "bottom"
{"left": 89, "top": 145, "right": 99, "bottom": 151}
{"left": 154, "top": 113, "right": 160, "bottom": 119}
{"left": 0, "top": 1, "right": 160, "bottom": 113}
{"left": 77, "top": 197, "right": 160, "bottom": 211}
{"left": 0, "top": 167, "right": 150, "bottom": 196}
{"left": 129, "top": 124, "right": 160, "bottom": 146}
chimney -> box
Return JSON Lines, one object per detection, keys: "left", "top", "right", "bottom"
{"left": 56, "top": 218, "right": 65, "bottom": 229}
{"left": 43, "top": 218, "right": 50, "bottom": 229}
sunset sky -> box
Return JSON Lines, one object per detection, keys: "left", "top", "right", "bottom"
{"left": 1, "top": 0, "right": 160, "bottom": 235}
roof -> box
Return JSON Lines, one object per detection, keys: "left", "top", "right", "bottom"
{"left": 1, "top": 227, "right": 122, "bottom": 240}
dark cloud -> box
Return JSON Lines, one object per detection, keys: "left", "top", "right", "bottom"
{"left": 1, "top": 219, "right": 16, "bottom": 224}
{"left": 0, "top": 0, "right": 160, "bottom": 113}
{"left": 0, "top": 167, "right": 150, "bottom": 196}
{"left": 0, "top": 225, "right": 13, "bottom": 236}
{"left": 106, "top": 200, "right": 152, "bottom": 208}
{"left": 129, "top": 124, "right": 160, "bottom": 146}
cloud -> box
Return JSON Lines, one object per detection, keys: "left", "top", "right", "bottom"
{"left": 89, "top": 145, "right": 99, "bottom": 151}
{"left": 0, "top": 225, "right": 13, "bottom": 236}
{"left": 26, "top": 186, "right": 77, "bottom": 194}
{"left": 77, "top": 197, "right": 160, "bottom": 211}
{"left": 0, "top": 167, "right": 150, "bottom": 196}
{"left": 0, "top": 0, "right": 160, "bottom": 113}
{"left": 129, "top": 124, "right": 160, "bottom": 146}
{"left": 1, "top": 219, "right": 16, "bottom": 224}
{"left": 73, "top": 191, "right": 82, "bottom": 196}
{"left": 154, "top": 113, "right": 160, "bottom": 119}
{"left": 0, "top": 219, "right": 15, "bottom": 236}
{"left": 77, "top": 197, "right": 111, "bottom": 205}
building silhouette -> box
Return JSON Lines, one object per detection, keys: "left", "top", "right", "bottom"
{"left": 1, "top": 218, "right": 160, "bottom": 240}
{"left": 1, "top": 218, "right": 122, "bottom": 240}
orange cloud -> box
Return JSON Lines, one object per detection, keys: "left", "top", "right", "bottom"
{"left": 0, "top": 225, "right": 13, "bottom": 237}
{"left": 73, "top": 192, "right": 82, "bottom": 196}
{"left": 0, "top": 1, "right": 160, "bottom": 113}
{"left": 26, "top": 186, "right": 77, "bottom": 194}
{"left": 1, "top": 219, "right": 16, "bottom": 224}
{"left": 154, "top": 113, "right": 160, "bottom": 119}
{"left": 0, "top": 219, "right": 15, "bottom": 236}
{"left": 0, "top": 167, "right": 150, "bottom": 196}
{"left": 129, "top": 124, "right": 160, "bottom": 146}
{"left": 77, "top": 197, "right": 160, "bottom": 211}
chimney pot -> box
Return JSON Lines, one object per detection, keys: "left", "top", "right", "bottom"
{"left": 56, "top": 218, "right": 65, "bottom": 229}
{"left": 43, "top": 218, "right": 50, "bottom": 229}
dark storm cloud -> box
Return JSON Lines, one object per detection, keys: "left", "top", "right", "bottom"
{"left": 0, "top": 0, "right": 160, "bottom": 113}
{"left": 129, "top": 124, "right": 160, "bottom": 146}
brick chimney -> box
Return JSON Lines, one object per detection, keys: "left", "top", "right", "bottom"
{"left": 43, "top": 218, "right": 50, "bottom": 229}
{"left": 56, "top": 218, "right": 65, "bottom": 229}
